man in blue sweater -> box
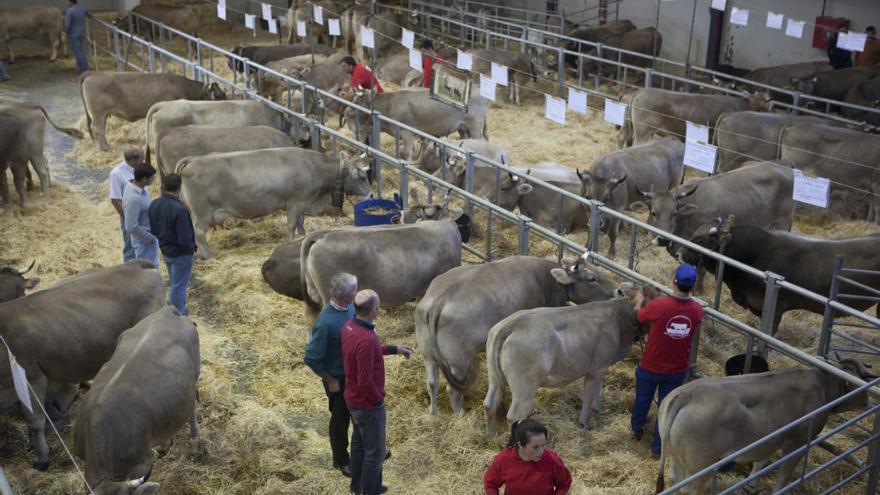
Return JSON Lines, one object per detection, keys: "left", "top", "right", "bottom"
{"left": 149, "top": 174, "right": 197, "bottom": 315}
{"left": 304, "top": 272, "right": 358, "bottom": 477}
{"left": 64, "top": 0, "right": 91, "bottom": 73}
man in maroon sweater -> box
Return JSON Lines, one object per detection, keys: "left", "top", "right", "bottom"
{"left": 341, "top": 289, "right": 413, "bottom": 495}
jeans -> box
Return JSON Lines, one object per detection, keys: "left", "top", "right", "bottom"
{"left": 132, "top": 236, "right": 159, "bottom": 267}
{"left": 120, "top": 217, "right": 135, "bottom": 263}
{"left": 325, "top": 378, "right": 351, "bottom": 468}
{"left": 164, "top": 254, "right": 194, "bottom": 316}
{"left": 69, "top": 34, "right": 89, "bottom": 73}
{"left": 631, "top": 366, "right": 687, "bottom": 455}
{"left": 0, "top": 60, "right": 8, "bottom": 79}
{"left": 349, "top": 403, "right": 386, "bottom": 495}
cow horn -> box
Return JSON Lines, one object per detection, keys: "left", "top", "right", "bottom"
{"left": 508, "top": 172, "right": 519, "bottom": 182}
{"left": 676, "top": 184, "right": 698, "bottom": 199}
{"left": 576, "top": 168, "right": 591, "bottom": 182}
{"left": 614, "top": 173, "right": 628, "bottom": 185}
{"left": 18, "top": 260, "right": 35, "bottom": 275}
{"left": 125, "top": 476, "right": 146, "bottom": 488}
{"left": 635, "top": 185, "right": 652, "bottom": 199}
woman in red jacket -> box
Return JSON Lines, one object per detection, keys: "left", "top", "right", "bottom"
{"left": 484, "top": 419, "right": 572, "bottom": 495}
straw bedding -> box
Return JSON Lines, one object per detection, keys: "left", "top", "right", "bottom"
{"left": 1, "top": 21, "right": 879, "bottom": 495}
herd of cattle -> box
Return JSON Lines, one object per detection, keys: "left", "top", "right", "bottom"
{"left": 2, "top": 1, "right": 880, "bottom": 493}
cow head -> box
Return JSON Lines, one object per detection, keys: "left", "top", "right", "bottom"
{"left": 577, "top": 169, "right": 627, "bottom": 205}
{"left": 550, "top": 256, "right": 616, "bottom": 304}
{"left": 742, "top": 90, "right": 771, "bottom": 111}
{"left": 831, "top": 352, "right": 878, "bottom": 413}
{"left": 791, "top": 75, "right": 819, "bottom": 96}
{"left": 205, "top": 82, "right": 227, "bottom": 100}
{"left": 337, "top": 151, "right": 373, "bottom": 197}
{"left": 678, "top": 215, "right": 734, "bottom": 267}
{"left": 496, "top": 170, "right": 532, "bottom": 210}
{"left": 0, "top": 261, "right": 39, "bottom": 303}
{"left": 402, "top": 190, "right": 454, "bottom": 223}
{"left": 113, "top": 15, "right": 132, "bottom": 32}
{"left": 631, "top": 183, "right": 699, "bottom": 247}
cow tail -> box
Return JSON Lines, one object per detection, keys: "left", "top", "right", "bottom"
{"left": 484, "top": 322, "right": 516, "bottom": 421}
{"left": 145, "top": 105, "right": 157, "bottom": 167}
{"left": 425, "top": 296, "right": 476, "bottom": 392}
{"left": 655, "top": 391, "right": 683, "bottom": 494}
{"left": 300, "top": 230, "right": 331, "bottom": 318}
{"left": 79, "top": 73, "right": 94, "bottom": 142}
{"left": 655, "top": 448, "right": 666, "bottom": 494}
{"left": 34, "top": 105, "right": 83, "bottom": 139}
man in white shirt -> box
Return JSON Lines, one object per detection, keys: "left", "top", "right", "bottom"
{"left": 109, "top": 148, "right": 143, "bottom": 262}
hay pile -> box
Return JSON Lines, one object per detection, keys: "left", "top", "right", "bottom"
{"left": 3, "top": 30, "right": 880, "bottom": 495}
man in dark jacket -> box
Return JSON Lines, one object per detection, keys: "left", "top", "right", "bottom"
{"left": 341, "top": 290, "right": 413, "bottom": 495}
{"left": 828, "top": 30, "right": 853, "bottom": 70}
{"left": 148, "top": 173, "right": 196, "bottom": 315}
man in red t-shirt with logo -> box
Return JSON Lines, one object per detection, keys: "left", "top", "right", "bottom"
{"left": 419, "top": 40, "right": 445, "bottom": 88}
{"left": 630, "top": 263, "right": 704, "bottom": 456}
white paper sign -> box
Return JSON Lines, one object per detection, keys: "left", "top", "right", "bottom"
{"left": 296, "top": 20, "right": 307, "bottom": 37}
{"left": 730, "top": 7, "right": 749, "bottom": 26}
{"left": 793, "top": 169, "right": 830, "bottom": 208}
{"left": 684, "top": 141, "right": 717, "bottom": 173}
{"left": 361, "top": 26, "right": 375, "bottom": 48}
{"left": 261, "top": 2, "right": 273, "bottom": 21}
{"left": 216, "top": 4, "right": 226, "bottom": 20}
{"left": 456, "top": 49, "right": 473, "bottom": 71}
{"left": 268, "top": 18, "right": 278, "bottom": 34}
{"left": 838, "top": 32, "right": 867, "bottom": 52}
{"left": 567, "top": 87, "right": 587, "bottom": 114}
{"left": 479, "top": 74, "right": 496, "bottom": 102}
{"left": 686, "top": 121, "right": 709, "bottom": 144}
{"left": 245, "top": 13, "right": 256, "bottom": 29}
{"left": 766, "top": 12, "right": 784, "bottom": 30}
{"left": 314, "top": 5, "right": 323, "bottom": 25}
{"left": 219, "top": 0, "right": 226, "bottom": 8}
{"left": 604, "top": 98, "right": 626, "bottom": 126}
{"left": 491, "top": 62, "right": 508, "bottom": 86}
{"left": 402, "top": 29, "right": 415, "bottom": 49}
{"left": 409, "top": 49, "right": 423, "bottom": 72}
{"left": 9, "top": 352, "right": 32, "bottom": 414}
{"left": 328, "top": 18, "right": 341, "bottom": 36}
{"left": 710, "top": 0, "right": 726, "bottom": 12}
{"left": 785, "top": 19, "right": 805, "bottom": 39}
{"left": 545, "top": 95, "right": 566, "bottom": 124}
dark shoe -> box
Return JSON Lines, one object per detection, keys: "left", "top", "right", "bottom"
{"left": 385, "top": 450, "right": 391, "bottom": 460}
{"left": 338, "top": 464, "right": 352, "bottom": 477}
{"left": 651, "top": 450, "right": 661, "bottom": 459}
{"left": 631, "top": 429, "right": 644, "bottom": 441}
{"left": 380, "top": 486, "right": 388, "bottom": 494}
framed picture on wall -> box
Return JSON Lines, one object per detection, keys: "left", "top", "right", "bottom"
{"left": 430, "top": 64, "right": 471, "bottom": 112}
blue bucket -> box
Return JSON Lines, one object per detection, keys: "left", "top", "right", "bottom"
{"left": 354, "top": 194, "right": 403, "bottom": 226}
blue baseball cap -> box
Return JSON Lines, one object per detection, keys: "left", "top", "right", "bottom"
{"left": 675, "top": 263, "right": 698, "bottom": 291}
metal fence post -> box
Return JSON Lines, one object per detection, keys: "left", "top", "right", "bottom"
{"left": 756, "top": 272, "right": 784, "bottom": 356}
{"left": 517, "top": 215, "right": 531, "bottom": 255}
{"left": 112, "top": 30, "right": 122, "bottom": 70}
{"left": 645, "top": 68, "right": 653, "bottom": 89}
{"left": 148, "top": 44, "right": 156, "bottom": 73}
{"left": 865, "top": 408, "right": 880, "bottom": 495}
{"left": 310, "top": 119, "right": 322, "bottom": 152}
{"left": 818, "top": 255, "right": 845, "bottom": 359}
{"left": 556, "top": 48, "right": 565, "bottom": 97}
{"left": 372, "top": 111, "right": 382, "bottom": 198}
{"left": 196, "top": 40, "right": 203, "bottom": 82}
{"left": 399, "top": 162, "right": 409, "bottom": 209}
{"left": 464, "top": 151, "right": 475, "bottom": 215}
{"left": 587, "top": 201, "right": 602, "bottom": 254}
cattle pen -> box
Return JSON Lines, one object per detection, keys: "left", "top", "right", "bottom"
{"left": 2, "top": 1, "right": 880, "bottom": 493}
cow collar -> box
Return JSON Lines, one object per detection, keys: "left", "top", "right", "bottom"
{"left": 333, "top": 160, "right": 347, "bottom": 207}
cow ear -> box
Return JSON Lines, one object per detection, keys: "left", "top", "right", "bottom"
{"left": 630, "top": 201, "right": 647, "bottom": 212}
{"left": 516, "top": 183, "right": 533, "bottom": 195}
{"left": 550, "top": 268, "right": 573, "bottom": 285}
{"left": 678, "top": 203, "right": 699, "bottom": 215}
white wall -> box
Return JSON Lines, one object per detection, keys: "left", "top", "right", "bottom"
{"left": 513, "top": 0, "right": 880, "bottom": 70}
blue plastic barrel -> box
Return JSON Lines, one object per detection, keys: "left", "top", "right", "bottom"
{"left": 354, "top": 194, "right": 402, "bottom": 226}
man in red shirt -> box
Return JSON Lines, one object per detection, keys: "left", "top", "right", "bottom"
{"left": 341, "top": 289, "right": 413, "bottom": 495}
{"left": 419, "top": 40, "right": 445, "bottom": 88}
{"left": 630, "top": 263, "right": 704, "bottom": 456}
{"left": 340, "top": 55, "right": 383, "bottom": 93}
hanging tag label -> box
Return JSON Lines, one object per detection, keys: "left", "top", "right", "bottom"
{"left": 604, "top": 99, "right": 626, "bottom": 126}
{"left": 409, "top": 49, "right": 423, "bottom": 72}
{"left": 686, "top": 121, "right": 709, "bottom": 144}
{"left": 328, "top": 18, "right": 341, "bottom": 36}
{"left": 729, "top": 7, "right": 749, "bottom": 26}
{"left": 361, "top": 26, "right": 375, "bottom": 48}
{"left": 785, "top": 19, "right": 805, "bottom": 39}
{"left": 268, "top": 18, "right": 278, "bottom": 34}
{"left": 216, "top": 4, "right": 227, "bottom": 21}
{"left": 9, "top": 352, "right": 32, "bottom": 414}
{"left": 296, "top": 20, "right": 307, "bottom": 37}
{"left": 457, "top": 50, "right": 473, "bottom": 71}
{"left": 402, "top": 29, "right": 415, "bottom": 49}
{"left": 683, "top": 141, "right": 717, "bottom": 173}
{"left": 838, "top": 32, "right": 867, "bottom": 52}
{"left": 245, "top": 13, "right": 255, "bottom": 30}
{"left": 567, "top": 87, "right": 587, "bottom": 114}
{"left": 545, "top": 95, "right": 566, "bottom": 124}
{"left": 710, "top": 0, "right": 726, "bottom": 11}
{"left": 491, "top": 62, "right": 508, "bottom": 86}
{"left": 261, "top": 2, "right": 273, "bottom": 21}
{"left": 793, "top": 169, "right": 830, "bottom": 208}
{"left": 314, "top": 5, "right": 323, "bottom": 25}
{"left": 480, "top": 74, "right": 496, "bottom": 102}
{"left": 766, "top": 12, "right": 784, "bottom": 30}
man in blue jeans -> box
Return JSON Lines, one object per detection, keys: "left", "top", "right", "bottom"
{"left": 123, "top": 164, "right": 159, "bottom": 266}
{"left": 630, "top": 263, "right": 704, "bottom": 456}
{"left": 341, "top": 290, "right": 413, "bottom": 495}
{"left": 0, "top": 60, "right": 10, "bottom": 81}
{"left": 65, "top": 0, "right": 91, "bottom": 73}
{"left": 149, "top": 174, "right": 196, "bottom": 315}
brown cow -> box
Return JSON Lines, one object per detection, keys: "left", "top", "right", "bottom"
{"left": 115, "top": 4, "right": 200, "bottom": 40}
{"left": 79, "top": 72, "right": 225, "bottom": 151}
{"left": 0, "top": 5, "right": 67, "bottom": 62}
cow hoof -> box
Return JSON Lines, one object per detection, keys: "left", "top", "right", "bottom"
{"left": 33, "top": 459, "right": 49, "bottom": 471}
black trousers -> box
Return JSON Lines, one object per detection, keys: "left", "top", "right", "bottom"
{"left": 325, "top": 378, "right": 351, "bottom": 467}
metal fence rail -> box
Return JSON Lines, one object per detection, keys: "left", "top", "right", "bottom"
{"left": 83, "top": 12, "right": 880, "bottom": 493}
{"left": 405, "top": 0, "right": 880, "bottom": 126}
{"left": 659, "top": 377, "right": 880, "bottom": 494}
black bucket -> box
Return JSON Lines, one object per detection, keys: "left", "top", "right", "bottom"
{"left": 725, "top": 354, "right": 770, "bottom": 376}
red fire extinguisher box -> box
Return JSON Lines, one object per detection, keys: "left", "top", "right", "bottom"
{"left": 813, "top": 16, "right": 850, "bottom": 49}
